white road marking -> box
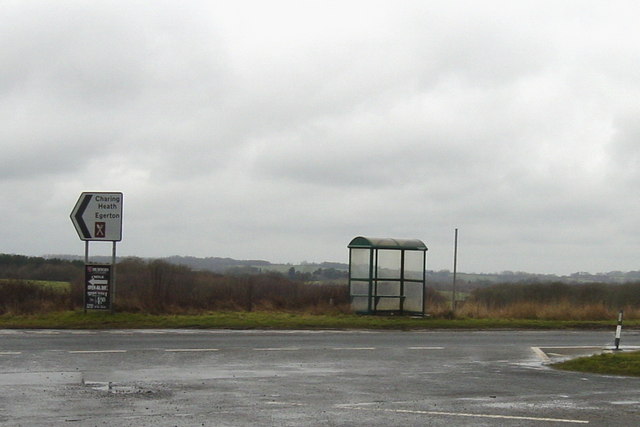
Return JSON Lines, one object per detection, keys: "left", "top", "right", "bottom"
{"left": 68, "top": 350, "right": 127, "bottom": 354}
{"left": 610, "top": 400, "right": 640, "bottom": 405}
{"left": 331, "top": 347, "right": 375, "bottom": 350}
{"left": 341, "top": 405, "right": 589, "bottom": 424}
{"left": 253, "top": 347, "right": 301, "bottom": 351}
{"left": 265, "top": 401, "right": 305, "bottom": 406}
{"left": 165, "top": 348, "right": 219, "bottom": 352}
{"left": 539, "top": 346, "right": 606, "bottom": 349}
{"left": 531, "top": 347, "right": 551, "bottom": 363}
{"left": 0, "top": 351, "right": 22, "bottom": 355}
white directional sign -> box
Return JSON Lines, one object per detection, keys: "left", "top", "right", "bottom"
{"left": 70, "top": 192, "right": 123, "bottom": 241}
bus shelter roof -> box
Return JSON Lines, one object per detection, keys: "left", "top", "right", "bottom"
{"left": 347, "top": 236, "right": 427, "bottom": 251}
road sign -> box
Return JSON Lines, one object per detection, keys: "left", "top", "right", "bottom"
{"left": 70, "top": 192, "right": 123, "bottom": 241}
{"left": 85, "top": 264, "right": 111, "bottom": 310}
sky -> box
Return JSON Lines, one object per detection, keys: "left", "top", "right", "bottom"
{"left": 2, "top": 0, "right": 640, "bottom": 275}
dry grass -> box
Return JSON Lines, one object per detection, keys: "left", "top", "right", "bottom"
{"left": 454, "top": 300, "right": 639, "bottom": 320}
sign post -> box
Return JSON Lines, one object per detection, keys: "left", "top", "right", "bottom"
{"left": 71, "top": 192, "right": 123, "bottom": 313}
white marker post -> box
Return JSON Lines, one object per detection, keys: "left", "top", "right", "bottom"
{"left": 614, "top": 309, "right": 624, "bottom": 351}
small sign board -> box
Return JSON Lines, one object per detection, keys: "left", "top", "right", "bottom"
{"left": 85, "top": 264, "right": 111, "bottom": 310}
{"left": 71, "top": 192, "right": 123, "bottom": 241}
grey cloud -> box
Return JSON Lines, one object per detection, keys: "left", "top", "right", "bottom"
{"left": 3, "top": 1, "right": 640, "bottom": 274}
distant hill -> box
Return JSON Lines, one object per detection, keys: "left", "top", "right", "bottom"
{"left": 427, "top": 269, "right": 640, "bottom": 291}
{"left": 163, "top": 255, "right": 272, "bottom": 272}
{"left": 40, "top": 254, "right": 640, "bottom": 287}
{"left": 42, "top": 254, "right": 350, "bottom": 277}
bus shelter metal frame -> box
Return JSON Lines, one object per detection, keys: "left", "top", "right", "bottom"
{"left": 348, "top": 236, "right": 428, "bottom": 316}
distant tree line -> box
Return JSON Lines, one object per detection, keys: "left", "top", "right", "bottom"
{"left": 0, "top": 254, "right": 83, "bottom": 282}
{"left": 287, "top": 267, "right": 347, "bottom": 282}
{"left": 1, "top": 254, "right": 638, "bottom": 319}
{"left": 427, "top": 269, "right": 640, "bottom": 290}
{"left": 102, "top": 258, "right": 350, "bottom": 314}
{"left": 0, "top": 255, "right": 350, "bottom": 314}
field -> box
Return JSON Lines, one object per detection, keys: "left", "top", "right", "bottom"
{"left": 0, "top": 278, "right": 70, "bottom": 290}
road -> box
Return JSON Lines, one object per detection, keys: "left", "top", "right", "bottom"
{"left": 0, "top": 329, "right": 638, "bottom": 426}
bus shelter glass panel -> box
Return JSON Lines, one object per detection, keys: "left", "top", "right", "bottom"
{"left": 376, "top": 280, "right": 400, "bottom": 297}
{"left": 351, "top": 296, "right": 369, "bottom": 312}
{"left": 375, "top": 281, "right": 401, "bottom": 311}
{"left": 376, "top": 250, "right": 401, "bottom": 279}
{"left": 351, "top": 280, "right": 369, "bottom": 296}
{"left": 376, "top": 298, "right": 401, "bottom": 311}
{"left": 350, "top": 248, "right": 370, "bottom": 279}
{"left": 350, "top": 267, "right": 371, "bottom": 313}
{"left": 403, "top": 282, "right": 423, "bottom": 313}
{"left": 404, "top": 250, "right": 424, "bottom": 281}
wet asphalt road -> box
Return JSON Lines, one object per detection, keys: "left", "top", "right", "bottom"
{"left": 0, "top": 329, "right": 639, "bottom": 426}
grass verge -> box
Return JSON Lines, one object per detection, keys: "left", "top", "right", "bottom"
{"left": 0, "top": 279, "right": 70, "bottom": 292}
{"left": 553, "top": 351, "right": 640, "bottom": 377}
{"left": 0, "top": 311, "right": 639, "bottom": 330}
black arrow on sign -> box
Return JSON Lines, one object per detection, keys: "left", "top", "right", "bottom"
{"left": 73, "top": 194, "right": 93, "bottom": 239}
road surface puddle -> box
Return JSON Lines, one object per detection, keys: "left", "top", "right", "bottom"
{"left": 85, "top": 381, "right": 141, "bottom": 394}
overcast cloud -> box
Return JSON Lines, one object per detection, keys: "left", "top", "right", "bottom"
{"left": 2, "top": 0, "right": 640, "bottom": 274}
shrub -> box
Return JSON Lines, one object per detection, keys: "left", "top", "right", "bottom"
{"left": 107, "top": 259, "right": 350, "bottom": 314}
{"left": 463, "top": 282, "right": 640, "bottom": 320}
{"left": 0, "top": 279, "right": 70, "bottom": 314}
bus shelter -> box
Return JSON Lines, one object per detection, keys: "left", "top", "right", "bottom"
{"left": 348, "top": 236, "right": 427, "bottom": 315}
